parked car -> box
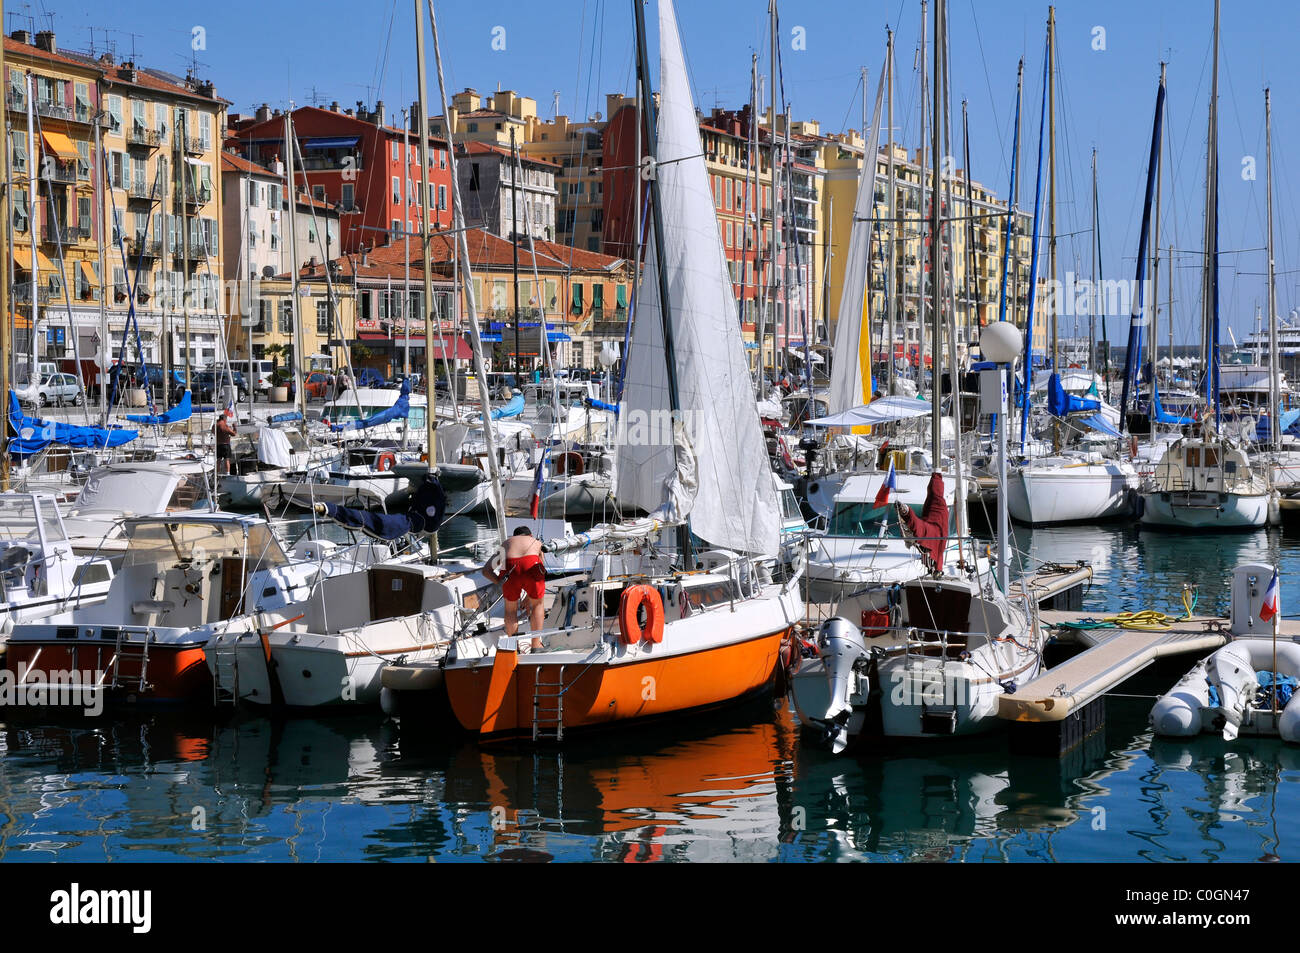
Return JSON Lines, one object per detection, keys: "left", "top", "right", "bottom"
{"left": 245, "top": 360, "right": 278, "bottom": 399}
{"left": 192, "top": 369, "right": 249, "bottom": 403}
{"left": 16, "top": 372, "right": 84, "bottom": 408}
{"left": 304, "top": 371, "right": 334, "bottom": 401}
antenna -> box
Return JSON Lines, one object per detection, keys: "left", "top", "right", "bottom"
{"left": 551, "top": 90, "right": 561, "bottom": 118}
{"left": 306, "top": 85, "right": 327, "bottom": 107}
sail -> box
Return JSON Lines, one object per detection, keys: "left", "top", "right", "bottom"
{"left": 614, "top": 0, "right": 779, "bottom": 557}
{"left": 828, "top": 67, "right": 887, "bottom": 414}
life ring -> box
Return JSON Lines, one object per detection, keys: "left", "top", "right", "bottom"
{"left": 377, "top": 451, "right": 397, "bottom": 472}
{"left": 553, "top": 451, "right": 585, "bottom": 476}
{"left": 619, "top": 584, "right": 664, "bottom": 645}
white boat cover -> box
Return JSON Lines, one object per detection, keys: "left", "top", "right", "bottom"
{"left": 258, "top": 427, "right": 293, "bottom": 468}
{"left": 806, "top": 396, "right": 932, "bottom": 428}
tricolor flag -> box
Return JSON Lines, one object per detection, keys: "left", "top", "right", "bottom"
{"left": 529, "top": 447, "right": 550, "bottom": 519}
{"left": 873, "top": 459, "right": 897, "bottom": 508}
{"left": 1261, "top": 568, "right": 1280, "bottom": 623}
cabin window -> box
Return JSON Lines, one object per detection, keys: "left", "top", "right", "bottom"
{"left": 1185, "top": 449, "right": 1200, "bottom": 468}
{"left": 1203, "top": 448, "right": 1219, "bottom": 467}
{"left": 72, "top": 563, "right": 111, "bottom": 587}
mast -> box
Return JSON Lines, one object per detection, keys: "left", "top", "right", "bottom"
{"left": 928, "top": 0, "right": 941, "bottom": 465}
{"left": 769, "top": 0, "right": 780, "bottom": 389}
{"left": 1047, "top": 6, "right": 1057, "bottom": 375}
{"left": 918, "top": 0, "right": 927, "bottom": 393}
{"left": 1150, "top": 63, "right": 1166, "bottom": 407}
{"left": 402, "top": 108, "right": 411, "bottom": 380}
{"left": 962, "top": 99, "right": 977, "bottom": 352}
{"left": 633, "top": 0, "right": 691, "bottom": 563}
{"left": 885, "top": 31, "right": 896, "bottom": 395}
{"left": 181, "top": 111, "right": 191, "bottom": 409}
{"left": 244, "top": 171, "right": 254, "bottom": 421}
{"left": 0, "top": 28, "right": 7, "bottom": 486}
{"left": 511, "top": 126, "right": 521, "bottom": 381}
{"left": 26, "top": 75, "right": 38, "bottom": 388}
{"left": 1266, "top": 87, "right": 1279, "bottom": 446}
{"left": 1202, "top": 0, "right": 1221, "bottom": 425}
{"left": 94, "top": 108, "right": 108, "bottom": 427}
{"left": 415, "top": 0, "right": 438, "bottom": 471}
{"left": 284, "top": 111, "right": 308, "bottom": 427}
{"left": 938, "top": 0, "right": 963, "bottom": 542}
{"left": 1090, "top": 148, "right": 1097, "bottom": 382}
{"left": 998, "top": 61, "right": 1023, "bottom": 328}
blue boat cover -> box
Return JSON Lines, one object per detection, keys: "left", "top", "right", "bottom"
{"left": 8, "top": 391, "right": 137, "bottom": 454}
{"left": 489, "top": 393, "right": 525, "bottom": 420}
{"left": 1078, "top": 414, "right": 1120, "bottom": 438}
{"left": 269, "top": 411, "right": 304, "bottom": 424}
{"left": 1256, "top": 409, "right": 1300, "bottom": 441}
{"left": 126, "top": 389, "right": 191, "bottom": 425}
{"left": 1151, "top": 389, "right": 1194, "bottom": 426}
{"left": 329, "top": 380, "right": 410, "bottom": 433}
{"left": 583, "top": 396, "right": 619, "bottom": 415}
{"left": 1047, "top": 373, "right": 1101, "bottom": 417}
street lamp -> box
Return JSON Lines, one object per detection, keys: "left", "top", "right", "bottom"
{"left": 979, "top": 321, "right": 1023, "bottom": 594}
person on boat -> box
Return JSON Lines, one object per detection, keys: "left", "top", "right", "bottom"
{"left": 214, "top": 408, "right": 236, "bottom": 475}
{"left": 483, "top": 527, "right": 547, "bottom": 651}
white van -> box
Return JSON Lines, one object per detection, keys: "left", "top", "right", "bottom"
{"left": 245, "top": 360, "right": 277, "bottom": 398}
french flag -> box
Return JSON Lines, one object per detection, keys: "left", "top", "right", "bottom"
{"left": 873, "top": 459, "right": 897, "bottom": 508}
{"left": 1261, "top": 568, "right": 1281, "bottom": 623}
{"left": 529, "top": 447, "right": 550, "bottom": 519}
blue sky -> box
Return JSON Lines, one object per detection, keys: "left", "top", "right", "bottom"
{"left": 17, "top": 0, "right": 1300, "bottom": 347}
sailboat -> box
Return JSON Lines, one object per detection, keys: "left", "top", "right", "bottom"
{"left": 1138, "top": 0, "right": 1269, "bottom": 531}
{"left": 431, "top": 0, "right": 804, "bottom": 741}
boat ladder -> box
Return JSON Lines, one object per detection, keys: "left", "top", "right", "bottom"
{"left": 532, "top": 665, "right": 566, "bottom": 742}
{"left": 210, "top": 643, "right": 239, "bottom": 706}
{"left": 108, "top": 631, "right": 151, "bottom": 692}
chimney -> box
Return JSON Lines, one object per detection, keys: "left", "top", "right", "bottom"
{"left": 361, "top": 246, "right": 369, "bottom": 266}
{"left": 11, "top": 29, "right": 30, "bottom": 45}
{"left": 34, "top": 31, "right": 55, "bottom": 53}
{"left": 97, "top": 51, "right": 115, "bottom": 66}
{"left": 255, "top": 103, "right": 271, "bottom": 123}
{"left": 331, "top": 101, "right": 340, "bottom": 113}
{"left": 374, "top": 100, "right": 385, "bottom": 127}
{"left": 409, "top": 100, "right": 421, "bottom": 133}
{"left": 345, "top": 108, "right": 354, "bottom": 118}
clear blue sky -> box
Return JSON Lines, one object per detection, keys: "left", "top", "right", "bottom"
{"left": 16, "top": 0, "right": 1300, "bottom": 347}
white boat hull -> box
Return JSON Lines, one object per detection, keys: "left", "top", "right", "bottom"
{"left": 1007, "top": 463, "right": 1137, "bottom": 525}
{"left": 1139, "top": 490, "right": 1269, "bottom": 529}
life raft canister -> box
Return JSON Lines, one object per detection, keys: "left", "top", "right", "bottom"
{"left": 619, "top": 584, "right": 665, "bottom": 645}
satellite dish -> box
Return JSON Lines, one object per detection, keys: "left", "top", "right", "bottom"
{"left": 262, "top": 265, "right": 276, "bottom": 278}
{"left": 588, "top": 111, "right": 602, "bottom": 122}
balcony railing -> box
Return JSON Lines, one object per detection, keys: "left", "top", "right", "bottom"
{"left": 180, "top": 136, "right": 204, "bottom": 155}
{"left": 181, "top": 184, "right": 212, "bottom": 206}
{"left": 36, "top": 99, "right": 72, "bottom": 122}
{"left": 127, "top": 181, "right": 152, "bottom": 200}
{"left": 42, "top": 161, "right": 77, "bottom": 185}
{"left": 71, "top": 222, "right": 91, "bottom": 240}
{"left": 127, "top": 126, "right": 162, "bottom": 148}
{"left": 13, "top": 282, "right": 54, "bottom": 303}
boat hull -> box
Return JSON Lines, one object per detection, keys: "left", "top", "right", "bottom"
{"left": 4, "top": 639, "right": 210, "bottom": 705}
{"left": 1139, "top": 490, "right": 1269, "bottom": 529}
{"left": 1007, "top": 465, "right": 1137, "bottom": 525}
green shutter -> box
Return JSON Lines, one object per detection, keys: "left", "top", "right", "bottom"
{"left": 571, "top": 283, "right": 583, "bottom": 313}
{"left": 616, "top": 284, "right": 627, "bottom": 308}
{"left": 592, "top": 284, "right": 604, "bottom": 309}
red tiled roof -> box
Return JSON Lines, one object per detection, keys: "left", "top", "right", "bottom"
{"left": 231, "top": 104, "right": 449, "bottom": 149}
{"left": 3, "top": 36, "right": 102, "bottom": 73}
{"left": 221, "top": 152, "right": 275, "bottom": 177}
{"left": 457, "top": 140, "right": 560, "bottom": 168}
{"left": 297, "top": 229, "right": 627, "bottom": 281}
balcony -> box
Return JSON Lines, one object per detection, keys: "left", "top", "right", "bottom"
{"left": 42, "top": 222, "right": 71, "bottom": 246}
{"left": 180, "top": 136, "right": 204, "bottom": 156}
{"left": 127, "top": 125, "right": 162, "bottom": 149}
{"left": 13, "top": 282, "right": 54, "bottom": 304}
{"left": 181, "top": 183, "right": 212, "bottom": 206}
{"left": 42, "top": 160, "right": 77, "bottom": 185}
{"left": 127, "top": 180, "right": 152, "bottom": 201}
{"left": 36, "top": 99, "right": 73, "bottom": 123}
{"left": 71, "top": 222, "right": 91, "bottom": 240}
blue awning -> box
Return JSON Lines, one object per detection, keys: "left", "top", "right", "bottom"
{"left": 547, "top": 332, "right": 571, "bottom": 342}
{"left": 480, "top": 334, "right": 502, "bottom": 342}
{"left": 304, "top": 137, "right": 359, "bottom": 149}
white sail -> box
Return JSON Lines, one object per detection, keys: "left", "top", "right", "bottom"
{"left": 828, "top": 66, "right": 887, "bottom": 414}
{"left": 615, "top": 0, "right": 779, "bottom": 557}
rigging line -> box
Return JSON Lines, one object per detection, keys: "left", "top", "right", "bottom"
{"left": 371, "top": 0, "right": 399, "bottom": 116}
{"left": 965, "top": 0, "right": 1007, "bottom": 181}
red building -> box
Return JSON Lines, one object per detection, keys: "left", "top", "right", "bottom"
{"left": 227, "top": 102, "right": 453, "bottom": 254}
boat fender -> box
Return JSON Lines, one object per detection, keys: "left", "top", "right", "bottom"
{"left": 619, "top": 584, "right": 664, "bottom": 645}
{"left": 377, "top": 451, "right": 397, "bottom": 472}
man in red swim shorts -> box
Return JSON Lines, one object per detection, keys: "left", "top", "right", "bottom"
{"left": 483, "top": 526, "right": 547, "bottom": 651}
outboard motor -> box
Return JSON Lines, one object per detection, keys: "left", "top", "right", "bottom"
{"left": 1210, "top": 642, "right": 1255, "bottom": 741}
{"left": 818, "top": 617, "right": 869, "bottom": 753}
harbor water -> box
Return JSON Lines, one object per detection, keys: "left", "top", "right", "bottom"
{"left": 1, "top": 518, "right": 1298, "bottom": 862}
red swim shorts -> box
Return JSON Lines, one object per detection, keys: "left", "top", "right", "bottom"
{"left": 502, "top": 558, "right": 546, "bottom": 601}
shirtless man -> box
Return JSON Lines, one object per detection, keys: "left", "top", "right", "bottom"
{"left": 483, "top": 526, "right": 547, "bottom": 650}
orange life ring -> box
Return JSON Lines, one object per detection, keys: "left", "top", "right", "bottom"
{"left": 619, "top": 584, "right": 664, "bottom": 645}
{"left": 553, "top": 451, "right": 585, "bottom": 476}
{"left": 377, "top": 451, "right": 397, "bottom": 472}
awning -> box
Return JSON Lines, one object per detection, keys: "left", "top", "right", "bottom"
{"left": 547, "top": 332, "right": 571, "bottom": 342}
{"left": 805, "top": 396, "right": 932, "bottom": 428}
{"left": 42, "top": 130, "right": 78, "bottom": 160}
{"left": 78, "top": 261, "right": 96, "bottom": 286}
{"left": 12, "top": 246, "right": 56, "bottom": 273}
{"left": 480, "top": 334, "right": 503, "bottom": 342}
{"left": 429, "top": 335, "right": 472, "bottom": 359}
{"left": 787, "top": 346, "right": 824, "bottom": 364}
{"left": 304, "top": 137, "right": 360, "bottom": 150}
